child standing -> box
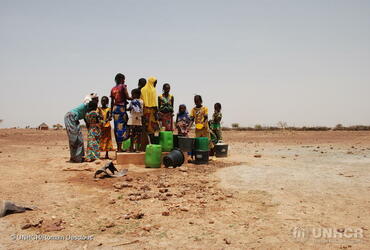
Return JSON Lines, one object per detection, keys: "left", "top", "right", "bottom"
{"left": 85, "top": 101, "right": 101, "bottom": 162}
{"left": 210, "top": 102, "right": 223, "bottom": 143}
{"left": 189, "top": 95, "right": 213, "bottom": 149}
{"left": 127, "top": 88, "right": 144, "bottom": 152}
{"left": 176, "top": 104, "right": 191, "bottom": 136}
{"left": 158, "top": 83, "right": 174, "bottom": 131}
{"left": 97, "top": 96, "right": 113, "bottom": 159}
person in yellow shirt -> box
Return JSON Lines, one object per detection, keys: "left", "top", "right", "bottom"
{"left": 97, "top": 96, "right": 114, "bottom": 159}
{"left": 140, "top": 76, "right": 160, "bottom": 146}
{"left": 188, "top": 95, "right": 212, "bottom": 149}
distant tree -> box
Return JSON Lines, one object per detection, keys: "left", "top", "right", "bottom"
{"left": 254, "top": 124, "right": 263, "bottom": 130}
{"left": 231, "top": 123, "right": 240, "bottom": 128}
{"left": 277, "top": 121, "right": 288, "bottom": 130}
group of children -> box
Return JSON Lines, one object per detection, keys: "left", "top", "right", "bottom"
{"left": 65, "top": 73, "right": 223, "bottom": 163}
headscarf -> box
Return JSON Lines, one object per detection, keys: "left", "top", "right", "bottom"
{"left": 140, "top": 76, "right": 157, "bottom": 107}
{"left": 83, "top": 93, "right": 98, "bottom": 104}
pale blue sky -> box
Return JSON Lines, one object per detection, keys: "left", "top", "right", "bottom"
{"left": 0, "top": 0, "right": 369, "bottom": 128}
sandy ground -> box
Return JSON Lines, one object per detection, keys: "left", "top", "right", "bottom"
{"left": 0, "top": 129, "right": 369, "bottom": 249}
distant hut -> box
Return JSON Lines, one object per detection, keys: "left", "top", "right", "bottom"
{"left": 38, "top": 123, "right": 49, "bottom": 130}
{"left": 53, "top": 124, "right": 63, "bottom": 130}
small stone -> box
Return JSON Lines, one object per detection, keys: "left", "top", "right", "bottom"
{"left": 189, "top": 221, "right": 194, "bottom": 225}
{"left": 196, "top": 194, "right": 203, "bottom": 199}
{"left": 108, "top": 200, "right": 116, "bottom": 204}
{"left": 125, "top": 177, "right": 134, "bottom": 182}
{"left": 97, "top": 243, "right": 103, "bottom": 246}
{"left": 254, "top": 154, "right": 262, "bottom": 158}
{"left": 162, "top": 211, "right": 170, "bottom": 216}
{"left": 209, "top": 220, "right": 214, "bottom": 224}
{"left": 180, "top": 207, "right": 189, "bottom": 212}
{"left": 141, "top": 193, "right": 152, "bottom": 199}
{"left": 225, "top": 193, "right": 233, "bottom": 198}
{"left": 143, "top": 225, "right": 152, "bottom": 232}
{"left": 159, "top": 188, "right": 168, "bottom": 193}
{"left": 140, "top": 185, "right": 151, "bottom": 191}
{"left": 105, "top": 222, "right": 115, "bottom": 228}
{"left": 178, "top": 167, "right": 188, "bottom": 172}
{"left": 21, "top": 224, "right": 32, "bottom": 230}
{"left": 132, "top": 212, "right": 144, "bottom": 219}
{"left": 224, "top": 238, "right": 231, "bottom": 245}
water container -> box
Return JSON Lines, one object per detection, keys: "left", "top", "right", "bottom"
{"left": 194, "top": 150, "right": 209, "bottom": 164}
{"left": 159, "top": 131, "right": 173, "bottom": 152}
{"left": 178, "top": 137, "right": 195, "bottom": 152}
{"left": 121, "top": 138, "right": 131, "bottom": 151}
{"left": 195, "top": 137, "right": 209, "bottom": 151}
{"left": 145, "top": 144, "right": 162, "bottom": 168}
{"left": 173, "top": 134, "right": 179, "bottom": 148}
{"left": 163, "top": 149, "right": 185, "bottom": 168}
{"left": 152, "top": 135, "right": 160, "bottom": 144}
{"left": 215, "top": 143, "right": 228, "bottom": 158}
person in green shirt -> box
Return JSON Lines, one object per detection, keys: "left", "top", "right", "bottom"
{"left": 210, "top": 102, "right": 223, "bottom": 143}
{"left": 64, "top": 93, "right": 98, "bottom": 163}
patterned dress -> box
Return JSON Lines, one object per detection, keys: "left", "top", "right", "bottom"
{"left": 111, "top": 84, "right": 128, "bottom": 144}
{"left": 158, "top": 94, "right": 174, "bottom": 131}
{"left": 210, "top": 111, "right": 223, "bottom": 143}
{"left": 64, "top": 103, "right": 87, "bottom": 163}
{"left": 97, "top": 107, "right": 113, "bottom": 152}
{"left": 190, "top": 106, "right": 213, "bottom": 148}
{"left": 85, "top": 111, "right": 101, "bottom": 161}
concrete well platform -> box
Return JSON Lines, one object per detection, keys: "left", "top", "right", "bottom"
{"left": 116, "top": 151, "right": 191, "bottom": 167}
{"left": 116, "top": 152, "right": 169, "bottom": 166}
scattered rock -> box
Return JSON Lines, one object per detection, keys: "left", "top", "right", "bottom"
{"left": 108, "top": 200, "right": 116, "bottom": 205}
{"left": 141, "top": 193, "right": 152, "bottom": 200}
{"left": 157, "top": 183, "right": 170, "bottom": 188}
{"left": 125, "top": 177, "right": 134, "bottom": 182}
{"left": 209, "top": 220, "right": 214, "bottom": 224}
{"left": 159, "top": 188, "right": 168, "bottom": 193}
{"left": 189, "top": 221, "right": 194, "bottom": 225}
{"left": 162, "top": 211, "right": 170, "bottom": 216}
{"left": 42, "top": 218, "right": 64, "bottom": 232}
{"left": 113, "top": 182, "right": 132, "bottom": 189}
{"left": 105, "top": 222, "right": 115, "bottom": 228}
{"left": 142, "top": 225, "right": 152, "bottom": 232}
{"left": 180, "top": 207, "right": 189, "bottom": 212}
{"left": 132, "top": 212, "right": 144, "bottom": 219}
{"left": 254, "top": 154, "right": 262, "bottom": 158}
{"left": 178, "top": 167, "right": 188, "bottom": 172}
{"left": 140, "top": 185, "right": 151, "bottom": 191}
{"left": 224, "top": 238, "right": 231, "bottom": 245}
{"left": 21, "top": 218, "right": 43, "bottom": 230}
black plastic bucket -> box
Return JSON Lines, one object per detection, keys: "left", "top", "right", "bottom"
{"left": 215, "top": 143, "right": 228, "bottom": 158}
{"left": 178, "top": 137, "right": 195, "bottom": 152}
{"left": 163, "top": 149, "right": 185, "bottom": 168}
{"left": 173, "top": 134, "right": 180, "bottom": 148}
{"left": 194, "top": 150, "right": 209, "bottom": 165}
